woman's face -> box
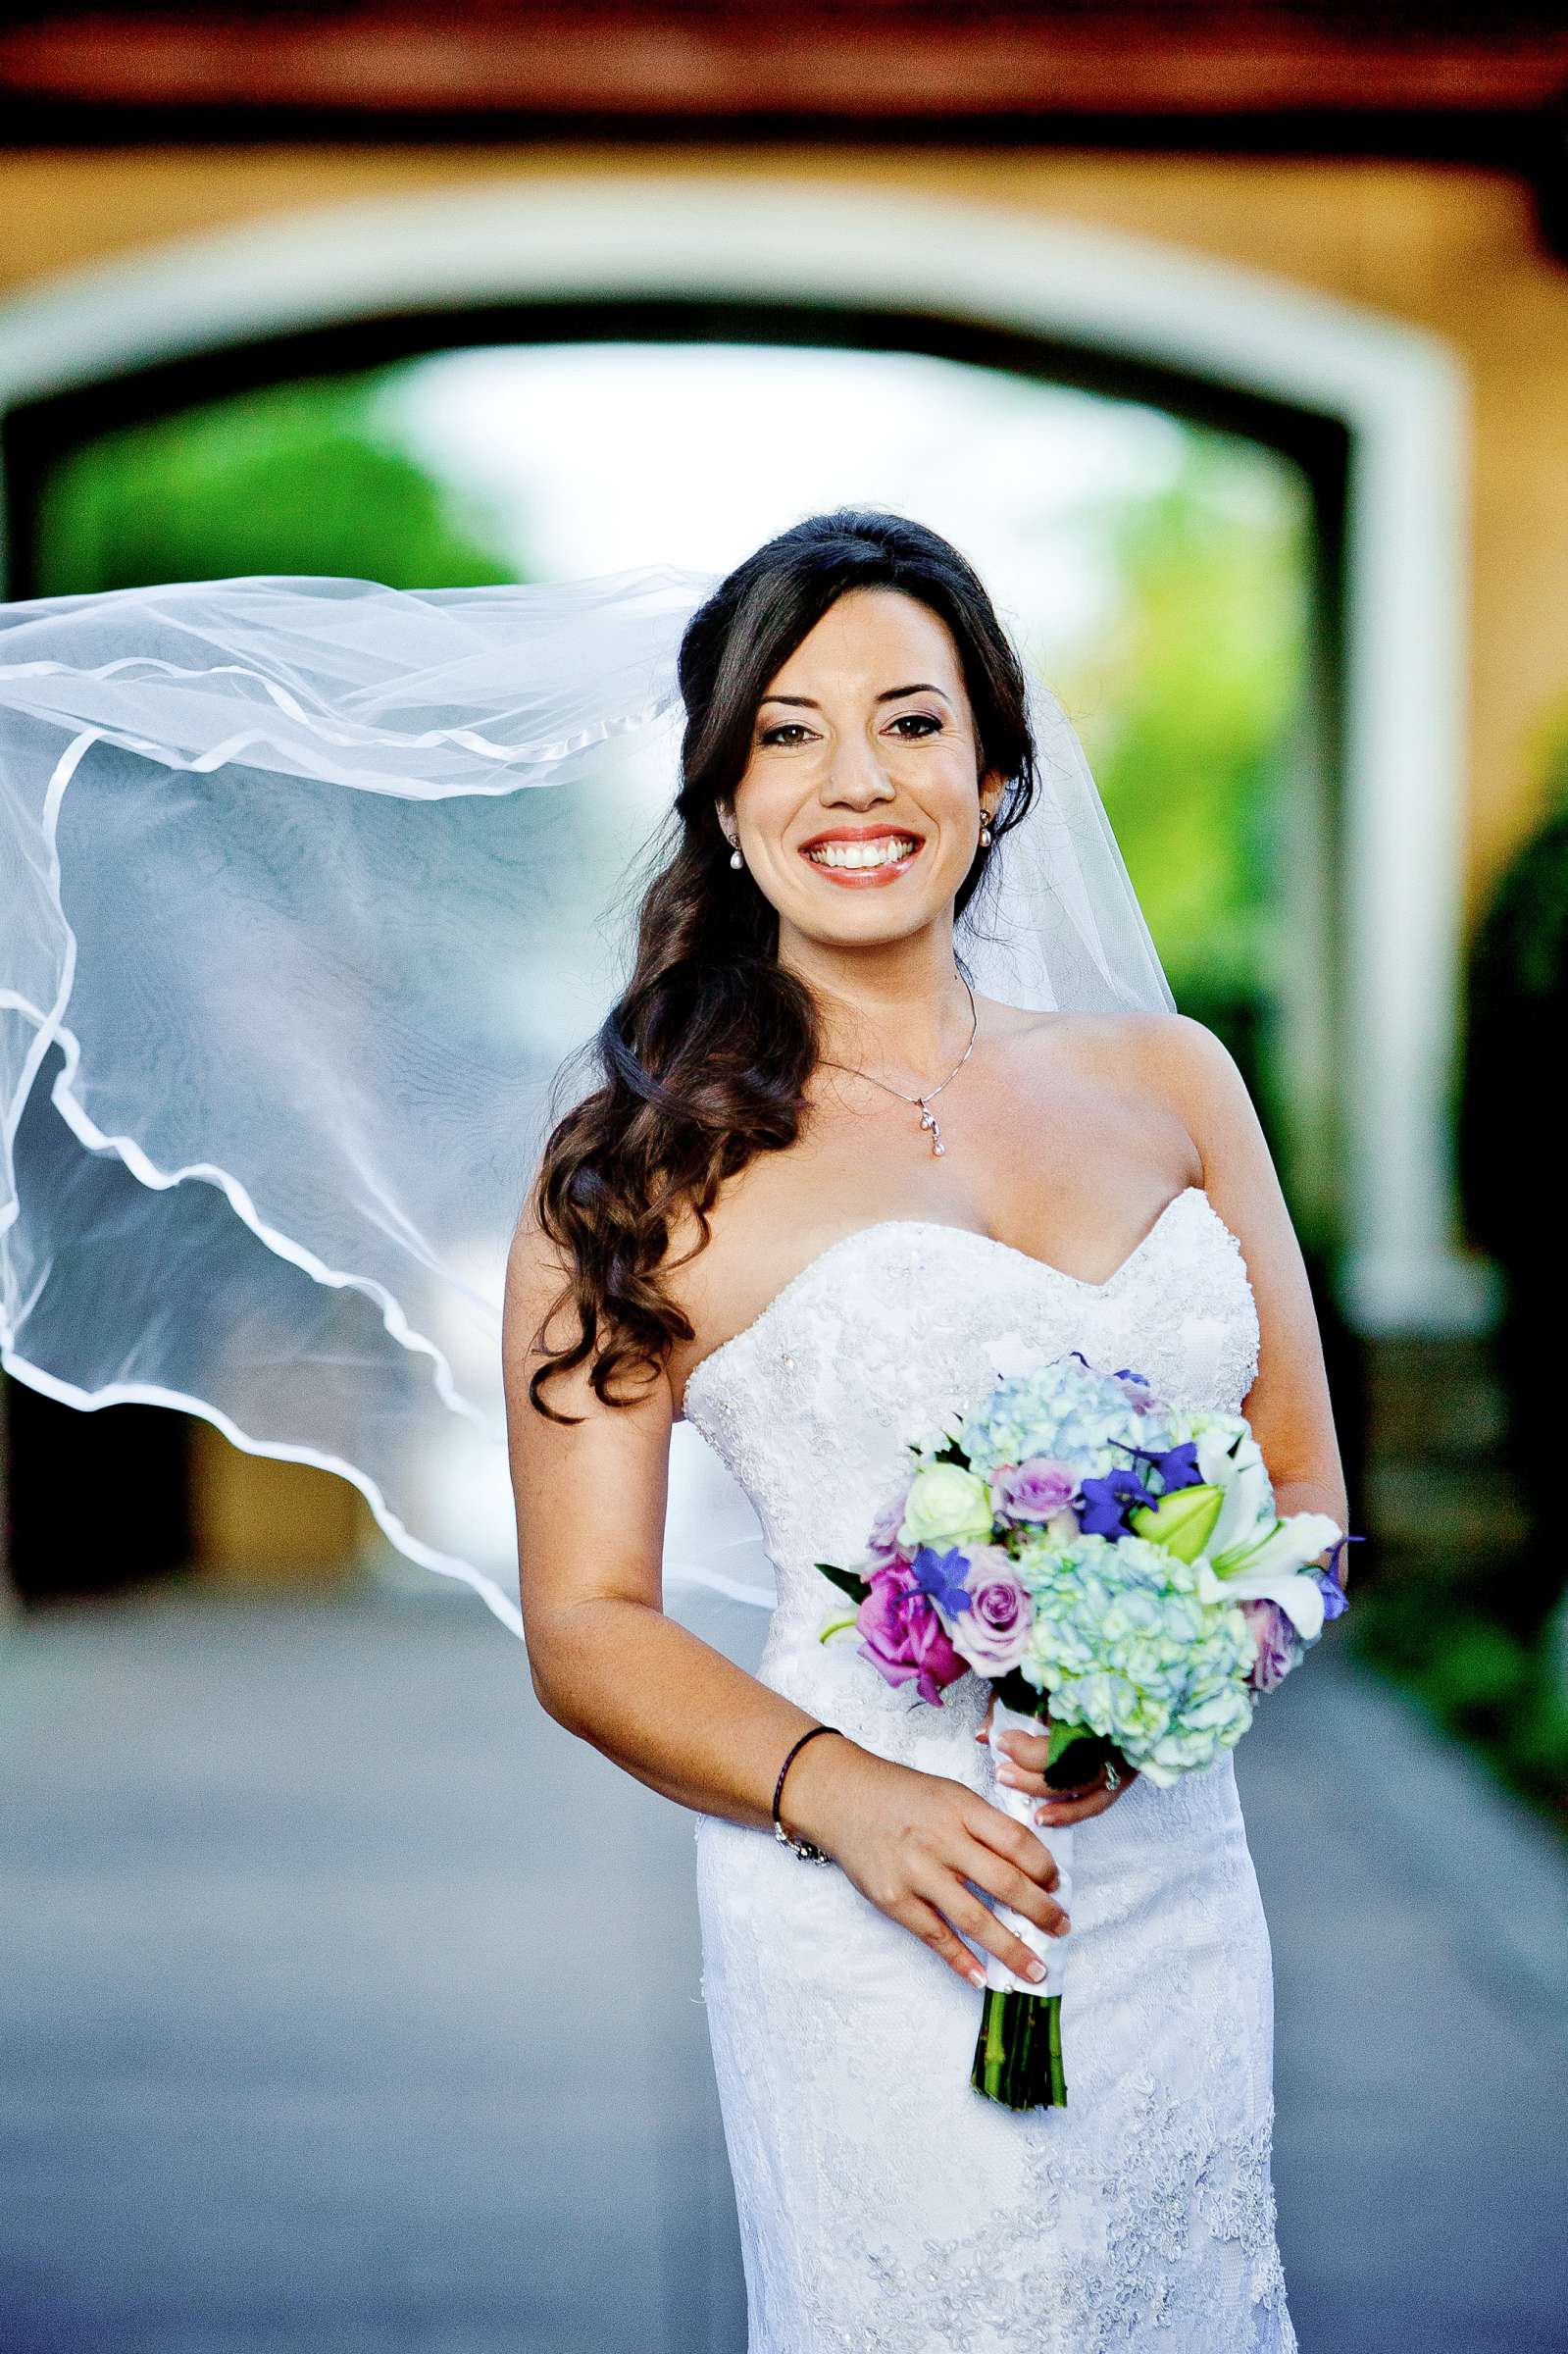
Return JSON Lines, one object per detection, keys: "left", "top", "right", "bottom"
{"left": 722, "top": 588, "right": 1003, "bottom": 950}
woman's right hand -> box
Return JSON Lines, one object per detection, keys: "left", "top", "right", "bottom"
{"left": 779, "top": 1733, "right": 1071, "bottom": 1988}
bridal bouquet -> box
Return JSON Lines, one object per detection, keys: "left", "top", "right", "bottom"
{"left": 815, "top": 1344, "right": 1351, "bottom": 2113}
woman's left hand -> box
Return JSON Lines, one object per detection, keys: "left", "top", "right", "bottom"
{"left": 976, "top": 1694, "right": 1139, "bottom": 1826}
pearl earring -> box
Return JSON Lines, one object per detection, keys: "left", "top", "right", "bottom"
{"left": 729, "top": 844, "right": 744, "bottom": 870}
{"left": 979, "top": 822, "right": 992, "bottom": 848}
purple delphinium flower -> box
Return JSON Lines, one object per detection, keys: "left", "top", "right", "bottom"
{"left": 910, "top": 1544, "right": 974, "bottom": 1620}
{"left": 1312, "top": 1564, "right": 1350, "bottom": 1620}
{"left": 1079, "top": 1463, "right": 1157, "bottom": 1537}
{"left": 1314, "top": 1532, "right": 1361, "bottom": 1620}
{"left": 989, "top": 1456, "right": 1077, "bottom": 1523}
{"left": 855, "top": 1561, "right": 968, "bottom": 1706}
{"left": 1141, "top": 1440, "right": 1203, "bottom": 1494}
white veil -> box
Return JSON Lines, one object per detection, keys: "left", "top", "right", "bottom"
{"left": 0, "top": 563, "right": 1173, "bottom": 1638}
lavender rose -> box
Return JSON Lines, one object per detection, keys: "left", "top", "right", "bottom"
{"left": 1241, "top": 1597, "right": 1300, "bottom": 1692}
{"left": 866, "top": 1487, "right": 912, "bottom": 1568}
{"left": 988, "top": 1456, "right": 1077, "bottom": 1523}
{"left": 952, "top": 1545, "right": 1035, "bottom": 1677}
{"left": 856, "top": 1561, "right": 968, "bottom": 1706}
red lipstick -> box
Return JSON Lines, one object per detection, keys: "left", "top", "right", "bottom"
{"left": 797, "top": 824, "right": 925, "bottom": 888}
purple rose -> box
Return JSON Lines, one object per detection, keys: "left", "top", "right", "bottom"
{"left": 989, "top": 1457, "right": 1077, "bottom": 1522}
{"left": 855, "top": 1561, "right": 968, "bottom": 1706}
{"left": 952, "top": 1545, "right": 1035, "bottom": 1677}
{"left": 1241, "top": 1598, "right": 1300, "bottom": 1692}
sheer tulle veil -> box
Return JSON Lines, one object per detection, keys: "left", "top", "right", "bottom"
{"left": 0, "top": 562, "right": 1173, "bottom": 1634}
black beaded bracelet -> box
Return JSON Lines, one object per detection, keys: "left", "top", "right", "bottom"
{"left": 771, "top": 1722, "right": 840, "bottom": 1863}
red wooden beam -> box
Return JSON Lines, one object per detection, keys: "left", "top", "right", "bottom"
{"left": 3, "top": 4, "right": 1568, "bottom": 121}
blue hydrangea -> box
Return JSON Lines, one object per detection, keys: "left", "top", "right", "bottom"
{"left": 1013, "top": 1530, "right": 1257, "bottom": 1784}
{"left": 961, "top": 1354, "right": 1169, "bottom": 1486}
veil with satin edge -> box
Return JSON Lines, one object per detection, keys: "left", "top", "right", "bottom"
{"left": 0, "top": 562, "right": 1174, "bottom": 1639}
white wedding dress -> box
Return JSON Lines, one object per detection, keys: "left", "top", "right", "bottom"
{"left": 681, "top": 1186, "right": 1295, "bottom": 2354}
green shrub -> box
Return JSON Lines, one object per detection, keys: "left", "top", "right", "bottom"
{"left": 33, "top": 372, "right": 516, "bottom": 596}
{"left": 1459, "top": 760, "right": 1568, "bottom": 1649}
{"left": 1508, "top": 1689, "right": 1568, "bottom": 1806}
{"left": 1410, "top": 1620, "right": 1533, "bottom": 1738}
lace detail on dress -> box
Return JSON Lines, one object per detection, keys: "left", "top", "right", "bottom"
{"left": 683, "top": 1189, "right": 1290, "bottom": 2352}
{"left": 800, "top": 2090, "right": 1291, "bottom": 2354}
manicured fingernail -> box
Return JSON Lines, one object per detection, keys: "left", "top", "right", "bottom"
{"left": 967, "top": 1966, "right": 986, "bottom": 1987}
{"left": 1026, "top": 1958, "right": 1047, "bottom": 1981}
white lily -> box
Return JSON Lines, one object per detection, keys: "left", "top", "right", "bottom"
{"left": 1192, "top": 1420, "right": 1273, "bottom": 1559}
{"left": 1200, "top": 1509, "right": 1345, "bottom": 1641}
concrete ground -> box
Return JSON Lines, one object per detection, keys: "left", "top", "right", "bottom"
{"left": 0, "top": 1572, "right": 1562, "bottom": 2354}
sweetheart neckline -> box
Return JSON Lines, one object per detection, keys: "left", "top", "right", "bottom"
{"left": 679, "top": 1183, "right": 1228, "bottom": 1420}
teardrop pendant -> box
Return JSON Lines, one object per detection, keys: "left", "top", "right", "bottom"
{"left": 919, "top": 1102, "right": 944, "bottom": 1157}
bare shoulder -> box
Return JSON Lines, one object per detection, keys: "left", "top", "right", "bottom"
{"left": 1118, "top": 1009, "right": 1252, "bottom": 1118}
{"left": 1002, "top": 1006, "right": 1252, "bottom": 1148}
{"left": 978, "top": 1001, "right": 1248, "bottom": 1176}
{"left": 986, "top": 999, "right": 1224, "bottom": 1074}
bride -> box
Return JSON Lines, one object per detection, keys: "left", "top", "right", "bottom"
{"left": 504, "top": 509, "right": 1347, "bottom": 2350}
{"left": 0, "top": 498, "right": 1345, "bottom": 2350}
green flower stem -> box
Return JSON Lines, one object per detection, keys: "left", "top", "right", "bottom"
{"left": 1047, "top": 1992, "right": 1067, "bottom": 2105}
{"left": 970, "top": 1988, "right": 1068, "bottom": 2110}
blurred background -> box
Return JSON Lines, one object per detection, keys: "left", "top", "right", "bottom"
{"left": 1, "top": 5, "right": 1565, "bottom": 2350}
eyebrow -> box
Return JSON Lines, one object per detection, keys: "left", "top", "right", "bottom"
{"left": 757, "top": 683, "right": 953, "bottom": 710}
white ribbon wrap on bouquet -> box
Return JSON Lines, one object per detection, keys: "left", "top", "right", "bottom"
{"left": 982, "top": 1696, "right": 1075, "bottom": 1999}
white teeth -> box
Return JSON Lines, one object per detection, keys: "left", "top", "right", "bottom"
{"left": 804, "top": 837, "right": 918, "bottom": 870}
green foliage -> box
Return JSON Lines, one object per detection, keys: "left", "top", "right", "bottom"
{"left": 1352, "top": 1581, "right": 1568, "bottom": 1830}
{"left": 813, "top": 1561, "right": 870, "bottom": 1604}
{"left": 1458, "top": 751, "right": 1568, "bottom": 1652}
{"left": 1411, "top": 1618, "right": 1533, "bottom": 1737}
{"left": 33, "top": 373, "right": 517, "bottom": 595}
{"left": 1460, "top": 749, "right": 1568, "bottom": 1259}
{"left": 1056, "top": 435, "right": 1312, "bottom": 1008}
{"left": 1343, "top": 743, "right": 1568, "bottom": 1832}
{"left": 1510, "top": 1688, "right": 1568, "bottom": 1803}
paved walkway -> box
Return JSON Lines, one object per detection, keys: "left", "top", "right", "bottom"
{"left": 0, "top": 1574, "right": 1562, "bottom": 2354}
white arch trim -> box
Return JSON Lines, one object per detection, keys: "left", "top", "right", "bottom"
{"left": 0, "top": 174, "right": 1485, "bottom": 1333}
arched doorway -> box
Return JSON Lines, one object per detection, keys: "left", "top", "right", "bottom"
{"left": 0, "top": 176, "right": 1474, "bottom": 1596}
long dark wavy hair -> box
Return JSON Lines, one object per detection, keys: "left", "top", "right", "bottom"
{"left": 526, "top": 506, "right": 1040, "bottom": 1422}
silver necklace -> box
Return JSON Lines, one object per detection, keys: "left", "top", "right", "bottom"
{"left": 818, "top": 973, "right": 978, "bottom": 1158}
